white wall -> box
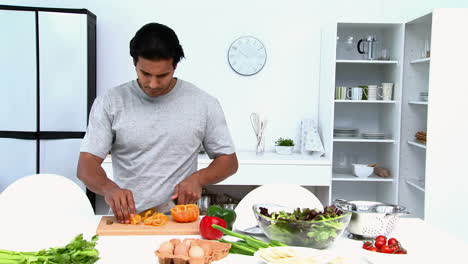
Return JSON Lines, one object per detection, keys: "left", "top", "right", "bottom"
{"left": 4, "top": 0, "right": 467, "bottom": 151}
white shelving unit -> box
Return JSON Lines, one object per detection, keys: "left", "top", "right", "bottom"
{"left": 319, "top": 22, "right": 404, "bottom": 205}
{"left": 399, "top": 9, "right": 468, "bottom": 242}
{"left": 399, "top": 12, "right": 432, "bottom": 220}
{"left": 319, "top": 8, "right": 468, "bottom": 242}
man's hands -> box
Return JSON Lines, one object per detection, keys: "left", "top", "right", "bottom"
{"left": 103, "top": 186, "right": 136, "bottom": 224}
{"left": 170, "top": 153, "right": 238, "bottom": 205}
{"left": 78, "top": 152, "right": 136, "bottom": 223}
{"left": 170, "top": 173, "right": 203, "bottom": 205}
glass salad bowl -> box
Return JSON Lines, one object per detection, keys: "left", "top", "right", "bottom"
{"left": 252, "top": 203, "right": 351, "bottom": 249}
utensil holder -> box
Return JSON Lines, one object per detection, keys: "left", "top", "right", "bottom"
{"left": 256, "top": 134, "right": 265, "bottom": 155}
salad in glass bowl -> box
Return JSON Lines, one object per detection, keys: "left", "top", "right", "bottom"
{"left": 252, "top": 203, "right": 351, "bottom": 249}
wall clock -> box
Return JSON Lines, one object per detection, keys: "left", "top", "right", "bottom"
{"left": 228, "top": 36, "right": 267, "bottom": 76}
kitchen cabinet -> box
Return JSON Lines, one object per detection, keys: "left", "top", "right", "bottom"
{"left": 0, "top": 5, "right": 96, "bottom": 192}
{"left": 319, "top": 8, "right": 468, "bottom": 242}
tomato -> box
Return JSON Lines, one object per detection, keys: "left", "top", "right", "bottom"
{"left": 374, "top": 240, "right": 386, "bottom": 249}
{"left": 387, "top": 238, "right": 398, "bottom": 246}
{"left": 170, "top": 204, "right": 200, "bottom": 223}
{"left": 199, "top": 216, "right": 227, "bottom": 240}
{"left": 390, "top": 244, "right": 400, "bottom": 251}
{"left": 381, "top": 245, "right": 394, "bottom": 254}
{"left": 375, "top": 235, "right": 387, "bottom": 243}
{"left": 367, "top": 246, "right": 378, "bottom": 252}
{"left": 362, "top": 241, "right": 373, "bottom": 250}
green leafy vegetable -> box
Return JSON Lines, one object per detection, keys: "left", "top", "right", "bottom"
{"left": 0, "top": 234, "right": 99, "bottom": 264}
{"left": 258, "top": 205, "right": 351, "bottom": 249}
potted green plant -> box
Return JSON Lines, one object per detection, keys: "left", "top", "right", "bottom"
{"left": 275, "top": 137, "right": 295, "bottom": 155}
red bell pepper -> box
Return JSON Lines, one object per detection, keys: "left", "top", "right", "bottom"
{"left": 199, "top": 216, "right": 227, "bottom": 240}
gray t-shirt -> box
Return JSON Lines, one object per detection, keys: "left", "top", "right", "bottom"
{"left": 80, "top": 78, "right": 235, "bottom": 212}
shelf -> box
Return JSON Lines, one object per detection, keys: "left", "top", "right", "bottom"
{"left": 408, "top": 141, "right": 426, "bottom": 149}
{"left": 336, "top": 59, "right": 399, "bottom": 64}
{"left": 333, "top": 138, "right": 395, "bottom": 143}
{"left": 406, "top": 179, "right": 425, "bottom": 192}
{"left": 409, "top": 101, "right": 428, "bottom": 105}
{"left": 410, "top": 58, "right": 430, "bottom": 64}
{"left": 332, "top": 173, "right": 394, "bottom": 182}
{"left": 335, "top": 100, "right": 397, "bottom": 104}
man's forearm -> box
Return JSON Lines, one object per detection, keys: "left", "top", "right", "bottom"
{"left": 195, "top": 153, "right": 238, "bottom": 185}
{"left": 77, "top": 152, "right": 119, "bottom": 196}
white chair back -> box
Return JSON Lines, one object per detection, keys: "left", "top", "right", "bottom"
{"left": 0, "top": 174, "right": 96, "bottom": 251}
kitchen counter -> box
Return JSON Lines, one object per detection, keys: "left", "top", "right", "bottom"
{"left": 31, "top": 216, "right": 466, "bottom": 263}
{"left": 104, "top": 151, "right": 330, "bottom": 165}
{"left": 103, "top": 151, "right": 332, "bottom": 186}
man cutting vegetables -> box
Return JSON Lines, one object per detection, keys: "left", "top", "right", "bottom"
{"left": 77, "top": 23, "right": 238, "bottom": 224}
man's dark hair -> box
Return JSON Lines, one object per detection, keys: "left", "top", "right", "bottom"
{"left": 130, "top": 23, "right": 185, "bottom": 67}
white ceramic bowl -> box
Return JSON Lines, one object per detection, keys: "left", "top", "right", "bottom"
{"left": 352, "top": 164, "right": 373, "bottom": 178}
{"left": 275, "top": 146, "right": 293, "bottom": 155}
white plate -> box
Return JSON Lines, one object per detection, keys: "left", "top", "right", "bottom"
{"left": 255, "top": 246, "right": 344, "bottom": 264}
{"left": 363, "top": 249, "right": 411, "bottom": 264}
{"left": 334, "top": 127, "right": 358, "bottom": 131}
{"left": 233, "top": 184, "right": 323, "bottom": 234}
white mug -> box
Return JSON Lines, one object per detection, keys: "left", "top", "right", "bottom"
{"left": 348, "top": 87, "right": 363, "bottom": 100}
{"left": 367, "top": 85, "right": 378, "bottom": 100}
{"left": 380, "top": 83, "right": 394, "bottom": 100}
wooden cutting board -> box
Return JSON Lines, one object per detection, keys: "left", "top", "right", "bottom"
{"left": 96, "top": 216, "right": 200, "bottom": 236}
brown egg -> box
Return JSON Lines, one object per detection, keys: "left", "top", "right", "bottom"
{"left": 170, "top": 238, "right": 181, "bottom": 247}
{"left": 174, "top": 243, "right": 189, "bottom": 256}
{"left": 199, "top": 244, "right": 212, "bottom": 256}
{"left": 183, "top": 238, "right": 195, "bottom": 247}
{"left": 158, "top": 241, "right": 174, "bottom": 254}
{"left": 188, "top": 245, "right": 205, "bottom": 258}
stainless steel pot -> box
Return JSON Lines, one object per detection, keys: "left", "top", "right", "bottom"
{"left": 334, "top": 199, "right": 410, "bottom": 240}
{"left": 197, "top": 189, "right": 213, "bottom": 214}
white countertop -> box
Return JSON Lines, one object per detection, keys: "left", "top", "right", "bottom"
{"left": 5, "top": 216, "right": 463, "bottom": 264}
{"left": 104, "top": 151, "right": 331, "bottom": 166}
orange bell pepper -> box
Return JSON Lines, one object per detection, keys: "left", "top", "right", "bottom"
{"left": 170, "top": 204, "right": 200, "bottom": 223}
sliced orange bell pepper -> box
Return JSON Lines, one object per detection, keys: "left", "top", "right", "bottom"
{"left": 130, "top": 214, "right": 142, "bottom": 225}
{"left": 170, "top": 204, "right": 200, "bottom": 223}
{"left": 145, "top": 213, "right": 169, "bottom": 226}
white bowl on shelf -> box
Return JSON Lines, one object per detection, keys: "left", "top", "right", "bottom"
{"left": 352, "top": 164, "right": 373, "bottom": 178}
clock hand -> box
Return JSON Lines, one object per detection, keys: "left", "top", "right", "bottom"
{"left": 239, "top": 49, "right": 248, "bottom": 57}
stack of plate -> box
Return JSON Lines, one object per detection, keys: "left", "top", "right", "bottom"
{"left": 334, "top": 128, "right": 358, "bottom": 138}
{"left": 420, "top": 91, "right": 428, "bottom": 101}
{"left": 361, "top": 132, "right": 386, "bottom": 139}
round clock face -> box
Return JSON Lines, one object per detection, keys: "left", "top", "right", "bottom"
{"left": 228, "top": 36, "right": 267, "bottom": 76}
